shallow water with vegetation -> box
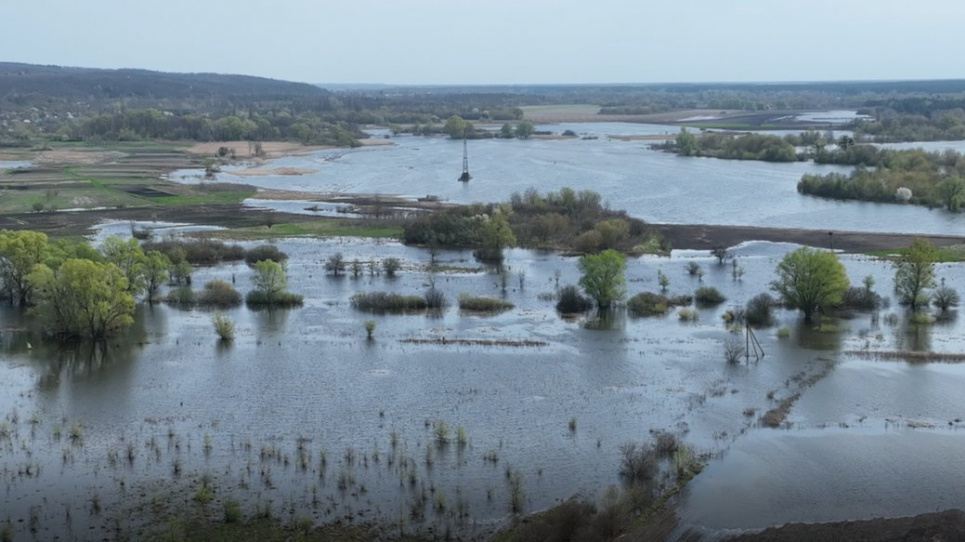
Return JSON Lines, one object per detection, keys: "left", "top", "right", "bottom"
{"left": 2, "top": 231, "right": 964, "bottom": 539}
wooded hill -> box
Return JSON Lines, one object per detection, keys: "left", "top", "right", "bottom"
{"left": 0, "top": 62, "right": 328, "bottom": 102}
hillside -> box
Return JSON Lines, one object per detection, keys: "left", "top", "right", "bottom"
{"left": 0, "top": 62, "right": 328, "bottom": 102}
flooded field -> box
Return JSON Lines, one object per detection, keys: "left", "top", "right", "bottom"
{"left": 165, "top": 124, "right": 965, "bottom": 235}
{"left": 2, "top": 229, "right": 964, "bottom": 539}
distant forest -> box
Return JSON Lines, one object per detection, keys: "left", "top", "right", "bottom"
{"left": 3, "top": 62, "right": 965, "bottom": 145}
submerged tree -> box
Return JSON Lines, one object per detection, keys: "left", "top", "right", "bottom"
{"left": 770, "top": 247, "right": 848, "bottom": 322}
{"left": 578, "top": 249, "right": 626, "bottom": 310}
{"left": 894, "top": 237, "right": 937, "bottom": 311}
{"left": 28, "top": 259, "right": 135, "bottom": 340}
{"left": 0, "top": 229, "right": 49, "bottom": 305}
{"left": 100, "top": 236, "right": 147, "bottom": 296}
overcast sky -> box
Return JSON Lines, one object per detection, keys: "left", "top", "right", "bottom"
{"left": 3, "top": 0, "right": 962, "bottom": 85}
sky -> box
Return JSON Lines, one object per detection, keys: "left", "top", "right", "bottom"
{"left": 3, "top": 0, "right": 964, "bottom": 85}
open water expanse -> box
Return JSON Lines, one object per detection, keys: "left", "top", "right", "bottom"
{"left": 166, "top": 123, "right": 965, "bottom": 235}
{"left": 2, "top": 229, "right": 965, "bottom": 539}
{"left": 5, "top": 121, "right": 965, "bottom": 539}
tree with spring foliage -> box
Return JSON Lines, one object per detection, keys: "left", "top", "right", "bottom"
{"left": 28, "top": 259, "right": 135, "bottom": 340}
{"left": 770, "top": 247, "right": 849, "bottom": 323}
{"left": 0, "top": 229, "right": 48, "bottom": 305}
{"left": 578, "top": 249, "right": 626, "bottom": 309}
{"left": 895, "top": 237, "right": 937, "bottom": 311}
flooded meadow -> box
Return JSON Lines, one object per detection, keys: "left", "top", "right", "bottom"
{"left": 2, "top": 229, "right": 965, "bottom": 540}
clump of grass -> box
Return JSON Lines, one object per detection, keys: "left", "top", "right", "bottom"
{"left": 508, "top": 469, "right": 525, "bottom": 513}
{"left": 351, "top": 292, "right": 427, "bottom": 312}
{"left": 0, "top": 521, "right": 11, "bottom": 542}
{"left": 364, "top": 320, "right": 376, "bottom": 339}
{"left": 244, "top": 244, "right": 287, "bottom": 266}
{"left": 568, "top": 417, "right": 577, "bottom": 433}
{"left": 677, "top": 307, "right": 698, "bottom": 321}
{"left": 694, "top": 286, "right": 726, "bottom": 307}
{"left": 556, "top": 285, "right": 592, "bottom": 313}
{"left": 433, "top": 420, "right": 450, "bottom": 446}
{"left": 224, "top": 498, "right": 242, "bottom": 523}
{"left": 483, "top": 450, "right": 499, "bottom": 463}
{"left": 68, "top": 420, "right": 83, "bottom": 442}
{"left": 456, "top": 425, "right": 468, "bottom": 446}
{"left": 212, "top": 312, "right": 235, "bottom": 341}
{"left": 458, "top": 294, "right": 514, "bottom": 312}
{"left": 776, "top": 326, "right": 790, "bottom": 338}
{"left": 195, "top": 481, "right": 214, "bottom": 505}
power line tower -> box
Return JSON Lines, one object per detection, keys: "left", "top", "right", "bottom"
{"left": 458, "top": 135, "right": 471, "bottom": 182}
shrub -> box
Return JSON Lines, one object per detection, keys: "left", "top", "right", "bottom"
{"left": 724, "top": 340, "right": 745, "bottom": 364}
{"left": 694, "top": 286, "right": 725, "bottom": 307}
{"left": 424, "top": 288, "right": 448, "bottom": 310}
{"left": 245, "top": 290, "right": 303, "bottom": 307}
{"left": 350, "top": 292, "right": 427, "bottom": 312}
{"left": 686, "top": 262, "right": 701, "bottom": 276}
{"left": 458, "top": 294, "right": 515, "bottom": 312}
{"left": 839, "top": 287, "right": 882, "bottom": 311}
{"left": 574, "top": 230, "right": 603, "bottom": 253}
{"left": 212, "top": 312, "right": 235, "bottom": 341}
{"left": 745, "top": 293, "right": 776, "bottom": 326}
{"left": 628, "top": 291, "right": 673, "bottom": 316}
{"left": 198, "top": 279, "right": 242, "bottom": 307}
{"left": 776, "top": 326, "right": 790, "bottom": 338}
{"left": 245, "top": 244, "right": 287, "bottom": 266}
{"left": 618, "top": 443, "right": 657, "bottom": 485}
{"left": 325, "top": 252, "right": 345, "bottom": 276}
{"left": 556, "top": 285, "right": 592, "bottom": 313}
{"left": 382, "top": 258, "right": 401, "bottom": 277}
{"left": 677, "top": 307, "right": 698, "bottom": 321}
{"left": 164, "top": 287, "right": 195, "bottom": 306}
{"left": 364, "top": 320, "right": 376, "bottom": 339}
{"left": 933, "top": 285, "right": 960, "bottom": 312}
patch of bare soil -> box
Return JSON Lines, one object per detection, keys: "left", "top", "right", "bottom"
{"left": 33, "top": 149, "right": 126, "bottom": 164}
{"left": 727, "top": 508, "right": 965, "bottom": 542}
{"left": 185, "top": 141, "right": 334, "bottom": 158}
{"left": 231, "top": 167, "right": 317, "bottom": 176}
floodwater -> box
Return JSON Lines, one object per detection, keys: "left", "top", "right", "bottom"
{"left": 2, "top": 229, "right": 965, "bottom": 539}
{"left": 167, "top": 124, "right": 965, "bottom": 235}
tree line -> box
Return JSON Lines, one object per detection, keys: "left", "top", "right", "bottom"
{"left": 0, "top": 231, "right": 301, "bottom": 341}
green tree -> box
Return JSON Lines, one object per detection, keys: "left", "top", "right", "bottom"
{"left": 475, "top": 211, "right": 516, "bottom": 262}
{"left": 515, "top": 120, "right": 535, "bottom": 139}
{"left": 28, "top": 259, "right": 135, "bottom": 340}
{"left": 578, "top": 249, "right": 627, "bottom": 309}
{"left": 250, "top": 260, "right": 288, "bottom": 305}
{"left": 443, "top": 115, "right": 469, "bottom": 139}
{"left": 100, "top": 236, "right": 147, "bottom": 296}
{"left": 675, "top": 128, "right": 698, "bottom": 156}
{"left": 770, "top": 247, "right": 849, "bottom": 322}
{"left": 935, "top": 176, "right": 965, "bottom": 212}
{"left": 500, "top": 123, "right": 514, "bottom": 138}
{"left": 895, "top": 237, "right": 937, "bottom": 310}
{"left": 143, "top": 251, "right": 171, "bottom": 303}
{"left": 0, "top": 230, "right": 49, "bottom": 305}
